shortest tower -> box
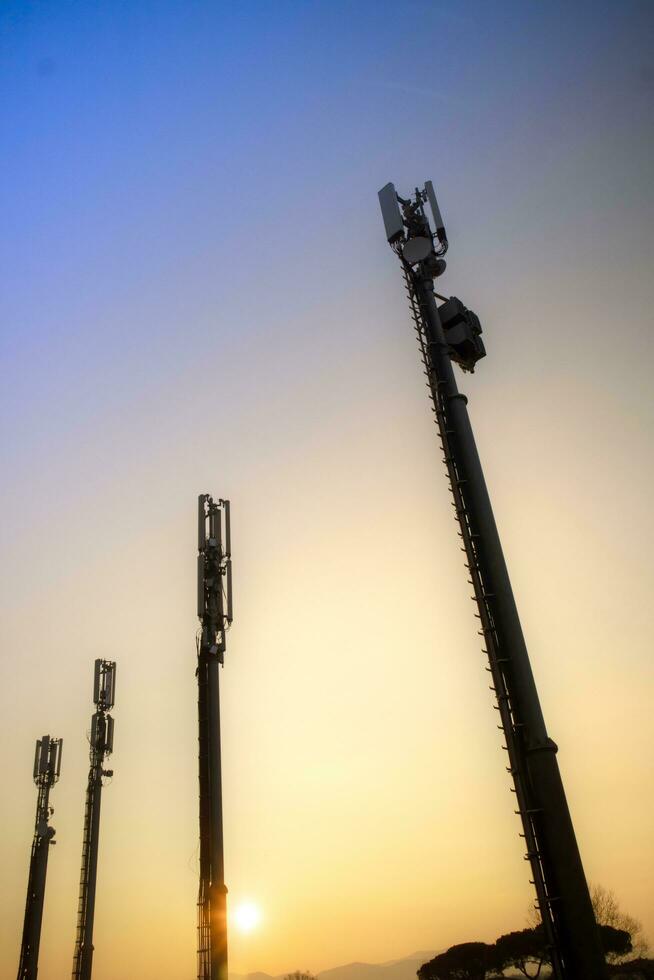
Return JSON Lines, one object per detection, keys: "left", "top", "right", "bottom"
{"left": 72, "top": 660, "right": 116, "bottom": 980}
{"left": 17, "top": 735, "right": 63, "bottom": 980}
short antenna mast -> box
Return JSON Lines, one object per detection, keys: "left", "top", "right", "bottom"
{"left": 72, "top": 659, "right": 116, "bottom": 980}
{"left": 17, "top": 735, "right": 63, "bottom": 980}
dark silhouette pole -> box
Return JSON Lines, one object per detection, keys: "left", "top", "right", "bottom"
{"left": 378, "top": 181, "right": 607, "bottom": 980}
{"left": 17, "top": 736, "right": 63, "bottom": 980}
{"left": 72, "top": 660, "right": 116, "bottom": 980}
{"left": 196, "top": 494, "right": 232, "bottom": 980}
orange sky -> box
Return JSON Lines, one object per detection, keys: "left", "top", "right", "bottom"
{"left": 2, "top": 3, "right": 653, "bottom": 979}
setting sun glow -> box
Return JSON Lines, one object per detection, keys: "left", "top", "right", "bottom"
{"left": 233, "top": 901, "right": 261, "bottom": 934}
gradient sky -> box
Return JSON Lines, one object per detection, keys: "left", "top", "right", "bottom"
{"left": 1, "top": 2, "right": 653, "bottom": 979}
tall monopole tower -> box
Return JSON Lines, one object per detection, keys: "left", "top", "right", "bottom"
{"left": 196, "top": 494, "right": 233, "bottom": 980}
{"left": 378, "top": 180, "right": 607, "bottom": 980}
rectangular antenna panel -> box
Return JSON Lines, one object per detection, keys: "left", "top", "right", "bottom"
{"left": 226, "top": 560, "right": 233, "bottom": 623}
{"left": 223, "top": 500, "right": 231, "bottom": 557}
{"left": 106, "top": 715, "right": 114, "bottom": 754}
{"left": 211, "top": 506, "right": 222, "bottom": 551}
{"left": 39, "top": 736, "right": 50, "bottom": 774}
{"left": 197, "top": 555, "right": 205, "bottom": 619}
{"left": 91, "top": 713, "right": 99, "bottom": 749}
{"left": 55, "top": 739, "right": 62, "bottom": 777}
{"left": 93, "top": 659, "right": 102, "bottom": 704}
{"left": 198, "top": 495, "right": 207, "bottom": 551}
{"left": 106, "top": 662, "right": 116, "bottom": 708}
{"left": 217, "top": 574, "right": 225, "bottom": 620}
{"left": 33, "top": 740, "right": 41, "bottom": 779}
{"left": 378, "top": 183, "right": 404, "bottom": 243}
{"left": 425, "top": 180, "right": 447, "bottom": 243}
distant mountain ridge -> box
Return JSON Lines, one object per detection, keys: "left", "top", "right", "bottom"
{"left": 229, "top": 949, "right": 439, "bottom": 980}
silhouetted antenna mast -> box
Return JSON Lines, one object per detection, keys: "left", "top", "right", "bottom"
{"left": 17, "top": 735, "right": 63, "bottom": 980}
{"left": 196, "top": 494, "right": 233, "bottom": 980}
{"left": 72, "top": 659, "right": 116, "bottom": 980}
{"left": 378, "top": 181, "right": 607, "bottom": 980}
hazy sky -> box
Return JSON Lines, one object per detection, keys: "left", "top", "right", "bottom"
{"left": 1, "top": 2, "right": 653, "bottom": 979}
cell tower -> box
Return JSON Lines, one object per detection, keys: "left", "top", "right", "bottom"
{"left": 378, "top": 182, "right": 607, "bottom": 980}
{"left": 196, "top": 494, "right": 233, "bottom": 980}
{"left": 72, "top": 659, "right": 116, "bottom": 980}
{"left": 17, "top": 734, "right": 63, "bottom": 980}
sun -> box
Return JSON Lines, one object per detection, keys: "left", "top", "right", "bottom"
{"left": 233, "top": 900, "right": 261, "bottom": 934}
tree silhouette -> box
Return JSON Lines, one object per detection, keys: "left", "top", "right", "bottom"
{"left": 527, "top": 883, "right": 648, "bottom": 964}
{"left": 494, "top": 927, "right": 548, "bottom": 978}
{"left": 591, "top": 884, "right": 649, "bottom": 963}
{"left": 418, "top": 942, "right": 500, "bottom": 980}
{"left": 600, "top": 925, "right": 633, "bottom": 959}
{"left": 495, "top": 922, "right": 632, "bottom": 975}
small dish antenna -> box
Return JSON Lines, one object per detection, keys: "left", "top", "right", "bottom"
{"left": 402, "top": 236, "right": 432, "bottom": 265}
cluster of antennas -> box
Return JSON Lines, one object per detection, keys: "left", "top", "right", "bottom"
{"left": 379, "top": 180, "right": 448, "bottom": 271}
{"left": 91, "top": 659, "right": 116, "bottom": 761}
{"left": 33, "top": 736, "right": 63, "bottom": 786}
{"left": 197, "top": 494, "right": 233, "bottom": 662}
{"left": 379, "top": 180, "right": 486, "bottom": 372}
{"left": 93, "top": 659, "right": 116, "bottom": 711}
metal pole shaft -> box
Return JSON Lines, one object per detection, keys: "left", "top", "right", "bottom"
{"left": 24, "top": 839, "right": 49, "bottom": 980}
{"left": 416, "top": 272, "right": 607, "bottom": 980}
{"left": 78, "top": 771, "right": 102, "bottom": 980}
{"left": 208, "top": 658, "right": 228, "bottom": 980}
{"left": 198, "top": 655, "right": 211, "bottom": 979}
{"left": 420, "top": 278, "right": 547, "bottom": 735}
{"left": 17, "top": 784, "right": 52, "bottom": 980}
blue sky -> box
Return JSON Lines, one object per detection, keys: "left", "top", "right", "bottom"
{"left": 1, "top": 3, "right": 653, "bottom": 978}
